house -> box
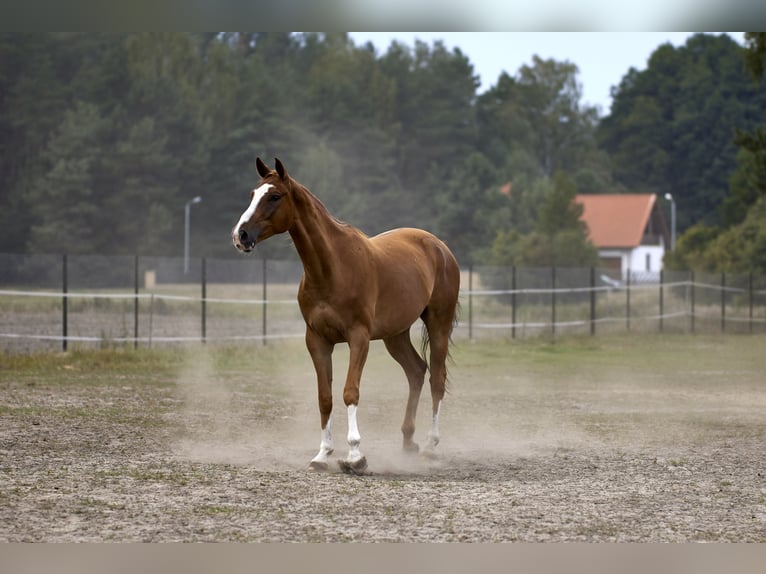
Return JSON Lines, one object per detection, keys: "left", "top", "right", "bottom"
{"left": 575, "top": 194, "right": 671, "bottom": 282}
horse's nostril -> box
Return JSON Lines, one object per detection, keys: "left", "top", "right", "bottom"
{"left": 239, "top": 229, "right": 248, "bottom": 242}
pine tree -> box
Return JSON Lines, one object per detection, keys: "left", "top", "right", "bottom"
{"left": 27, "top": 102, "right": 107, "bottom": 254}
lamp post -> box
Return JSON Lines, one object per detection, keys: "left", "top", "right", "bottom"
{"left": 664, "top": 193, "right": 676, "bottom": 252}
{"left": 184, "top": 196, "right": 202, "bottom": 274}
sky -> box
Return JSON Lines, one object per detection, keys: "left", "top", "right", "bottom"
{"left": 348, "top": 32, "right": 745, "bottom": 115}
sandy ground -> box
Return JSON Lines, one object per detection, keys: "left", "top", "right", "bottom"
{"left": 1, "top": 339, "right": 765, "bottom": 542}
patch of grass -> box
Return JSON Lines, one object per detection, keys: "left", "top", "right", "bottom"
{"left": 453, "top": 333, "right": 766, "bottom": 383}
{"left": 0, "top": 347, "right": 183, "bottom": 386}
{"left": 5, "top": 332, "right": 764, "bottom": 386}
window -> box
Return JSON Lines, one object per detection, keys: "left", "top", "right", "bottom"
{"left": 645, "top": 253, "right": 651, "bottom": 271}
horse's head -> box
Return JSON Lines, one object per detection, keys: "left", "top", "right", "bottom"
{"left": 232, "top": 157, "right": 295, "bottom": 252}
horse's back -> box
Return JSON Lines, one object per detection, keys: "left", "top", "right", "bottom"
{"left": 370, "top": 227, "right": 459, "bottom": 283}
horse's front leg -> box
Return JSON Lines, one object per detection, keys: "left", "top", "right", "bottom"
{"left": 306, "top": 330, "right": 334, "bottom": 471}
{"left": 338, "top": 329, "right": 370, "bottom": 474}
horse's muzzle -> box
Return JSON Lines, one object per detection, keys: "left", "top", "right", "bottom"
{"left": 232, "top": 227, "right": 257, "bottom": 252}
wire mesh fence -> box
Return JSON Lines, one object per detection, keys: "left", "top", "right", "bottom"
{"left": 1, "top": 253, "right": 765, "bottom": 353}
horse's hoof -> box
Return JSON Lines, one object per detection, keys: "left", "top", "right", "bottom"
{"left": 308, "top": 460, "right": 330, "bottom": 472}
{"left": 403, "top": 442, "right": 420, "bottom": 454}
{"left": 338, "top": 457, "right": 368, "bottom": 475}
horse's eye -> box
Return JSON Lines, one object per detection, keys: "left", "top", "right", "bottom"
{"left": 268, "top": 194, "right": 281, "bottom": 202}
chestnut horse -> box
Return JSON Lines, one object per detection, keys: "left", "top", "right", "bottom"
{"left": 232, "top": 158, "right": 460, "bottom": 473}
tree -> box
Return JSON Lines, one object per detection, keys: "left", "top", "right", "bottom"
{"left": 536, "top": 171, "right": 588, "bottom": 237}
{"left": 433, "top": 152, "right": 504, "bottom": 265}
{"left": 381, "top": 40, "right": 480, "bottom": 195}
{"left": 665, "top": 32, "right": 766, "bottom": 274}
{"left": 27, "top": 102, "right": 108, "bottom": 254}
{"left": 668, "top": 198, "right": 766, "bottom": 274}
{"left": 0, "top": 34, "right": 78, "bottom": 252}
{"left": 743, "top": 32, "right": 766, "bottom": 81}
{"left": 102, "top": 117, "right": 180, "bottom": 255}
{"left": 0, "top": 33, "right": 648, "bottom": 265}
{"left": 487, "top": 171, "right": 598, "bottom": 268}
{"left": 599, "top": 33, "right": 766, "bottom": 231}
{"left": 723, "top": 32, "right": 766, "bottom": 227}
{"left": 477, "top": 57, "right": 602, "bottom": 182}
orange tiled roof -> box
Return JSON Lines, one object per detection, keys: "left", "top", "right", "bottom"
{"left": 575, "top": 194, "right": 657, "bottom": 248}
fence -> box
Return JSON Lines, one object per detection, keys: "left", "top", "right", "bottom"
{"left": 1, "top": 253, "right": 765, "bottom": 353}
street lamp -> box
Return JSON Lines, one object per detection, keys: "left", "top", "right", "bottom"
{"left": 184, "top": 196, "right": 202, "bottom": 274}
{"left": 664, "top": 193, "right": 676, "bottom": 252}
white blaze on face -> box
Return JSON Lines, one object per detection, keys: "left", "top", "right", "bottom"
{"left": 235, "top": 182, "right": 274, "bottom": 234}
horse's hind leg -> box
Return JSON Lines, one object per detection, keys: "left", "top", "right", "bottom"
{"left": 383, "top": 331, "right": 427, "bottom": 453}
{"left": 422, "top": 309, "right": 454, "bottom": 452}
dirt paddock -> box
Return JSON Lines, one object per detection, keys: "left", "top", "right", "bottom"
{"left": 1, "top": 335, "right": 764, "bottom": 542}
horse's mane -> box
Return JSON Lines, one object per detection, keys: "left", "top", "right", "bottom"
{"left": 288, "top": 176, "right": 364, "bottom": 237}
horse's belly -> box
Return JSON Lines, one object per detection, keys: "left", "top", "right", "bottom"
{"left": 369, "top": 280, "right": 431, "bottom": 339}
{"left": 370, "top": 306, "right": 422, "bottom": 340}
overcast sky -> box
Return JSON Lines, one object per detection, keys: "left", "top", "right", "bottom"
{"left": 348, "top": 32, "right": 744, "bottom": 115}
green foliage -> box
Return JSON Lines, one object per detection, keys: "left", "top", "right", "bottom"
{"left": 666, "top": 197, "right": 766, "bottom": 274}
{"left": 477, "top": 58, "right": 602, "bottom": 179}
{"left": 743, "top": 32, "right": 766, "bottom": 81}
{"left": 0, "top": 33, "right": 617, "bottom": 263}
{"left": 722, "top": 33, "right": 766, "bottom": 228}
{"left": 433, "top": 152, "right": 504, "bottom": 264}
{"left": 722, "top": 143, "right": 766, "bottom": 226}
{"left": 536, "top": 171, "right": 587, "bottom": 237}
{"left": 664, "top": 223, "right": 721, "bottom": 271}
{"left": 27, "top": 102, "right": 109, "bottom": 254}
{"left": 599, "top": 33, "right": 766, "bottom": 231}
{"left": 667, "top": 32, "right": 766, "bottom": 273}
{"left": 0, "top": 31, "right": 762, "bottom": 278}
{"left": 487, "top": 172, "right": 598, "bottom": 268}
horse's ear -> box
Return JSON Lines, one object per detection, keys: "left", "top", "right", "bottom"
{"left": 256, "top": 157, "right": 270, "bottom": 178}
{"left": 275, "top": 157, "right": 287, "bottom": 180}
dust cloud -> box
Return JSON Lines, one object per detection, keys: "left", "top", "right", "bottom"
{"left": 170, "top": 345, "right": 318, "bottom": 471}
{"left": 167, "top": 339, "right": 693, "bottom": 476}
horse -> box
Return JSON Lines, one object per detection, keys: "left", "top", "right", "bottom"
{"left": 232, "top": 157, "right": 460, "bottom": 473}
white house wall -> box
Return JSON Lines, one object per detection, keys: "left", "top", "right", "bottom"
{"left": 598, "top": 245, "right": 666, "bottom": 283}
{"left": 630, "top": 245, "right": 665, "bottom": 274}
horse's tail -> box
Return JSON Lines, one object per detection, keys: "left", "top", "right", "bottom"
{"left": 419, "top": 300, "right": 460, "bottom": 387}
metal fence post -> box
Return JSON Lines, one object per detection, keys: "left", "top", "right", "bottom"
{"left": 690, "top": 271, "right": 696, "bottom": 334}
{"left": 659, "top": 269, "right": 664, "bottom": 333}
{"left": 511, "top": 266, "right": 517, "bottom": 340}
{"left": 749, "top": 272, "right": 754, "bottom": 334}
{"left": 721, "top": 272, "right": 726, "bottom": 333}
{"left": 62, "top": 253, "right": 68, "bottom": 352}
{"left": 201, "top": 257, "right": 207, "bottom": 344}
{"left": 468, "top": 264, "right": 473, "bottom": 340}
{"left": 590, "top": 266, "right": 596, "bottom": 336}
{"left": 626, "top": 268, "right": 631, "bottom": 332}
{"left": 134, "top": 255, "right": 139, "bottom": 349}
{"left": 551, "top": 266, "right": 556, "bottom": 338}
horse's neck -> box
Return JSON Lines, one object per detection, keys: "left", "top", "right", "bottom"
{"left": 288, "top": 182, "right": 356, "bottom": 284}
